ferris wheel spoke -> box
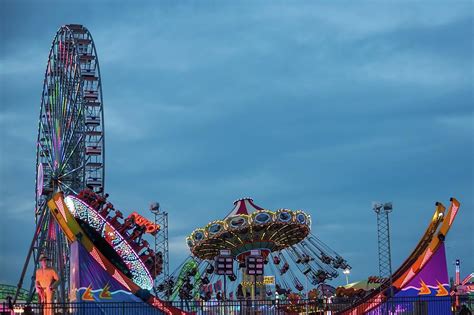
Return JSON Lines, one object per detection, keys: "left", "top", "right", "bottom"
{"left": 49, "top": 50, "right": 62, "bottom": 167}
{"left": 43, "top": 87, "right": 55, "bottom": 151}
{"left": 57, "top": 179, "right": 79, "bottom": 195}
{"left": 59, "top": 57, "right": 83, "bottom": 163}
{"left": 53, "top": 36, "right": 69, "bottom": 165}
{"left": 59, "top": 99, "right": 84, "bottom": 164}
{"left": 58, "top": 44, "right": 77, "bottom": 151}
{"left": 58, "top": 132, "right": 85, "bottom": 173}
{"left": 58, "top": 159, "right": 88, "bottom": 179}
{"left": 61, "top": 78, "right": 80, "bottom": 137}
{"left": 61, "top": 152, "right": 92, "bottom": 185}
{"left": 56, "top": 41, "right": 71, "bottom": 163}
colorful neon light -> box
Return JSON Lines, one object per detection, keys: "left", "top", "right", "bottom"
{"left": 128, "top": 212, "right": 160, "bottom": 235}
{"left": 65, "top": 196, "right": 153, "bottom": 290}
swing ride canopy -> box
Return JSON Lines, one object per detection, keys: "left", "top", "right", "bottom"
{"left": 186, "top": 197, "right": 311, "bottom": 261}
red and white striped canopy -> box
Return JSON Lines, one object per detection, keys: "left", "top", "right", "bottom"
{"left": 226, "top": 197, "right": 264, "bottom": 218}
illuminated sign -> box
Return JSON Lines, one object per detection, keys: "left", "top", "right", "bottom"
{"left": 263, "top": 276, "right": 275, "bottom": 285}
{"left": 128, "top": 212, "right": 160, "bottom": 235}
{"left": 241, "top": 277, "right": 274, "bottom": 287}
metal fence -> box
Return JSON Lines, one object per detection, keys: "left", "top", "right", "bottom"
{"left": 2, "top": 296, "right": 473, "bottom": 314}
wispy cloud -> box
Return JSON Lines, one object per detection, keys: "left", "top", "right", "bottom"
{"left": 0, "top": 198, "right": 35, "bottom": 221}
{"left": 0, "top": 47, "right": 44, "bottom": 76}
{"left": 356, "top": 51, "right": 470, "bottom": 88}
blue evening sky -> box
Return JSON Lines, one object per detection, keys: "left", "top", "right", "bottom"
{"left": 0, "top": 1, "right": 473, "bottom": 287}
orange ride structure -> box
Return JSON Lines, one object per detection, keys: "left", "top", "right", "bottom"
{"left": 341, "top": 197, "right": 461, "bottom": 314}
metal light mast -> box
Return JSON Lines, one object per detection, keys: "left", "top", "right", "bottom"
{"left": 373, "top": 202, "right": 394, "bottom": 296}
{"left": 150, "top": 202, "right": 169, "bottom": 299}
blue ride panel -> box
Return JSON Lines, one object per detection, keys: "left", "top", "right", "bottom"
{"left": 69, "top": 241, "right": 164, "bottom": 315}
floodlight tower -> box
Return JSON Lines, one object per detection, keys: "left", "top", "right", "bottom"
{"left": 373, "top": 202, "right": 394, "bottom": 296}
{"left": 455, "top": 259, "right": 460, "bottom": 308}
{"left": 343, "top": 268, "right": 351, "bottom": 285}
{"left": 150, "top": 201, "right": 170, "bottom": 299}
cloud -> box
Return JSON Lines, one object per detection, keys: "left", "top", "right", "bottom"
{"left": 356, "top": 51, "right": 470, "bottom": 88}
{"left": 168, "top": 234, "right": 191, "bottom": 270}
{"left": 434, "top": 113, "right": 474, "bottom": 131}
{"left": 0, "top": 111, "right": 37, "bottom": 143}
{"left": 0, "top": 198, "right": 35, "bottom": 221}
{"left": 0, "top": 49, "right": 44, "bottom": 76}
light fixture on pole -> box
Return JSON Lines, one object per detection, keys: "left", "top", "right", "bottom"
{"left": 150, "top": 202, "right": 160, "bottom": 213}
{"left": 373, "top": 201, "right": 394, "bottom": 297}
{"left": 150, "top": 201, "right": 170, "bottom": 300}
{"left": 343, "top": 268, "right": 351, "bottom": 285}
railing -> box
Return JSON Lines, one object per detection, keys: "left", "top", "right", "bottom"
{"left": 1, "top": 296, "right": 473, "bottom": 314}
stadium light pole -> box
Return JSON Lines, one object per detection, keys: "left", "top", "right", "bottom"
{"left": 150, "top": 201, "right": 170, "bottom": 300}
{"left": 343, "top": 268, "right": 351, "bottom": 285}
{"left": 150, "top": 202, "right": 160, "bottom": 296}
{"left": 373, "top": 201, "right": 394, "bottom": 297}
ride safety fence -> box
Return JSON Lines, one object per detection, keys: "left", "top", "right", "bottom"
{"left": 1, "top": 296, "right": 473, "bottom": 314}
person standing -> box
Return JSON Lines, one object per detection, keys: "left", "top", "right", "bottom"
{"left": 35, "top": 254, "right": 60, "bottom": 315}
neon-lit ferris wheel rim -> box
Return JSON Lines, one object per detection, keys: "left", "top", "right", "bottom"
{"left": 35, "top": 24, "right": 105, "bottom": 211}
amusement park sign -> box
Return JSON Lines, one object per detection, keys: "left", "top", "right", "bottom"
{"left": 241, "top": 276, "right": 275, "bottom": 287}
{"left": 128, "top": 212, "right": 160, "bottom": 235}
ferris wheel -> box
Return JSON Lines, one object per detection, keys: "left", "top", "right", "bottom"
{"left": 16, "top": 24, "right": 105, "bottom": 303}
{"left": 36, "top": 23, "right": 105, "bottom": 209}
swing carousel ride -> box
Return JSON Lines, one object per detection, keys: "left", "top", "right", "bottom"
{"left": 158, "top": 197, "right": 350, "bottom": 302}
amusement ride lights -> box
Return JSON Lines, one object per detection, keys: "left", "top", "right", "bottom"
{"left": 64, "top": 195, "right": 154, "bottom": 290}
{"left": 165, "top": 197, "right": 351, "bottom": 301}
